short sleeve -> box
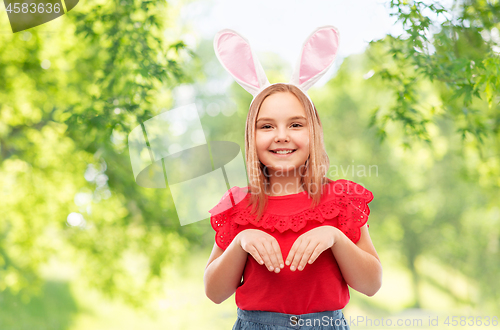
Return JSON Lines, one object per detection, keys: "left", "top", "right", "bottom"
{"left": 209, "top": 186, "right": 249, "bottom": 250}
{"left": 334, "top": 180, "right": 374, "bottom": 244}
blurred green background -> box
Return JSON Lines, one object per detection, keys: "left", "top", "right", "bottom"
{"left": 0, "top": 0, "right": 499, "bottom": 329}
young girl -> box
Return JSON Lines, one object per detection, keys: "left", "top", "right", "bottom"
{"left": 204, "top": 27, "right": 382, "bottom": 330}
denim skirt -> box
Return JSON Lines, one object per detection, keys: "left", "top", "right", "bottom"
{"left": 232, "top": 307, "right": 350, "bottom": 330}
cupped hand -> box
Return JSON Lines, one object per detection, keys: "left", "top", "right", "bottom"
{"left": 236, "top": 229, "right": 284, "bottom": 273}
{"left": 285, "top": 226, "right": 339, "bottom": 272}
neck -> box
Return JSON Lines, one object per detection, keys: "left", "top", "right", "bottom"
{"left": 265, "top": 174, "right": 304, "bottom": 196}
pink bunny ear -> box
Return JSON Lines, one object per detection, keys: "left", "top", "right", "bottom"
{"left": 290, "top": 26, "right": 340, "bottom": 91}
{"left": 214, "top": 29, "right": 270, "bottom": 96}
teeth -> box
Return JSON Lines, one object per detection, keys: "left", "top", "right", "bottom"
{"left": 274, "top": 150, "right": 294, "bottom": 154}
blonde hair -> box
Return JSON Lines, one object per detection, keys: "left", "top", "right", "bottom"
{"left": 245, "top": 83, "right": 330, "bottom": 222}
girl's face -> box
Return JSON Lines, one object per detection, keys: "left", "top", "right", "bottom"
{"left": 255, "top": 92, "right": 310, "bottom": 176}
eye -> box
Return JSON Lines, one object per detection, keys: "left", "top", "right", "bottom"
{"left": 259, "top": 123, "right": 303, "bottom": 129}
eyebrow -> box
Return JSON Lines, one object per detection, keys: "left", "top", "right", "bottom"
{"left": 256, "top": 116, "right": 307, "bottom": 123}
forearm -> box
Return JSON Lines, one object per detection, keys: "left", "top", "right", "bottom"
{"left": 204, "top": 236, "right": 248, "bottom": 304}
{"left": 331, "top": 228, "right": 382, "bottom": 296}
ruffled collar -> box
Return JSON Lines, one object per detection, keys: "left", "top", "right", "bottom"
{"left": 209, "top": 178, "right": 373, "bottom": 237}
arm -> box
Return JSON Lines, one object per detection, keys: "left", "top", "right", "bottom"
{"left": 204, "top": 236, "right": 248, "bottom": 304}
{"left": 204, "top": 229, "right": 285, "bottom": 304}
{"left": 330, "top": 224, "right": 382, "bottom": 296}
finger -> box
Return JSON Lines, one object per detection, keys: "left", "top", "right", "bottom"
{"left": 247, "top": 245, "right": 264, "bottom": 266}
{"left": 270, "top": 239, "right": 284, "bottom": 273}
{"left": 290, "top": 239, "right": 309, "bottom": 271}
{"left": 262, "top": 240, "right": 280, "bottom": 272}
{"left": 271, "top": 239, "right": 284, "bottom": 269}
{"left": 307, "top": 244, "right": 324, "bottom": 265}
{"left": 285, "top": 238, "right": 301, "bottom": 267}
{"left": 258, "top": 242, "right": 276, "bottom": 272}
{"left": 297, "top": 242, "right": 320, "bottom": 271}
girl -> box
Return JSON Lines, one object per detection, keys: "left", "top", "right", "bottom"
{"left": 204, "top": 27, "right": 382, "bottom": 330}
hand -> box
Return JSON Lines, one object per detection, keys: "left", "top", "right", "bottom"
{"left": 285, "top": 226, "right": 339, "bottom": 272}
{"left": 236, "top": 229, "right": 284, "bottom": 273}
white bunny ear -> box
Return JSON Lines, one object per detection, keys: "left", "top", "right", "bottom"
{"left": 214, "top": 29, "right": 270, "bottom": 96}
{"left": 290, "top": 26, "right": 340, "bottom": 91}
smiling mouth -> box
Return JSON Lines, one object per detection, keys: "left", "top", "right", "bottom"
{"left": 270, "top": 149, "right": 297, "bottom": 154}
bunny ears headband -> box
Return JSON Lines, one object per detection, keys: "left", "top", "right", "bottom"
{"left": 213, "top": 25, "right": 340, "bottom": 107}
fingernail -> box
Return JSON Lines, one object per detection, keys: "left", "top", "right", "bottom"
{"left": 275, "top": 268, "right": 280, "bottom": 273}
{"left": 269, "top": 266, "right": 274, "bottom": 271}
{"left": 290, "top": 266, "right": 295, "bottom": 271}
{"left": 280, "top": 264, "right": 284, "bottom": 268}
{"left": 298, "top": 266, "right": 303, "bottom": 271}
{"left": 285, "top": 261, "right": 290, "bottom": 266}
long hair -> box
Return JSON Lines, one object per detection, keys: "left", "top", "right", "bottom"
{"left": 245, "top": 83, "right": 330, "bottom": 222}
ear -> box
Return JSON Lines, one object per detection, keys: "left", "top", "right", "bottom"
{"left": 290, "top": 26, "right": 340, "bottom": 91}
{"left": 214, "top": 29, "right": 270, "bottom": 96}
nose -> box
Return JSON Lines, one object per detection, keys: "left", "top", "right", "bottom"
{"left": 274, "top": 127, "right": 290, "bottom": 142}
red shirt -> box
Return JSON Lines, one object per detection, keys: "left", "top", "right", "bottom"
{"left": 209, "top": 178, "right": 374, "bottom": 315}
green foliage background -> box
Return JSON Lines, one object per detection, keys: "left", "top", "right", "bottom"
{"left": 0, "top": 0, "right": 499, "bottom": 329}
